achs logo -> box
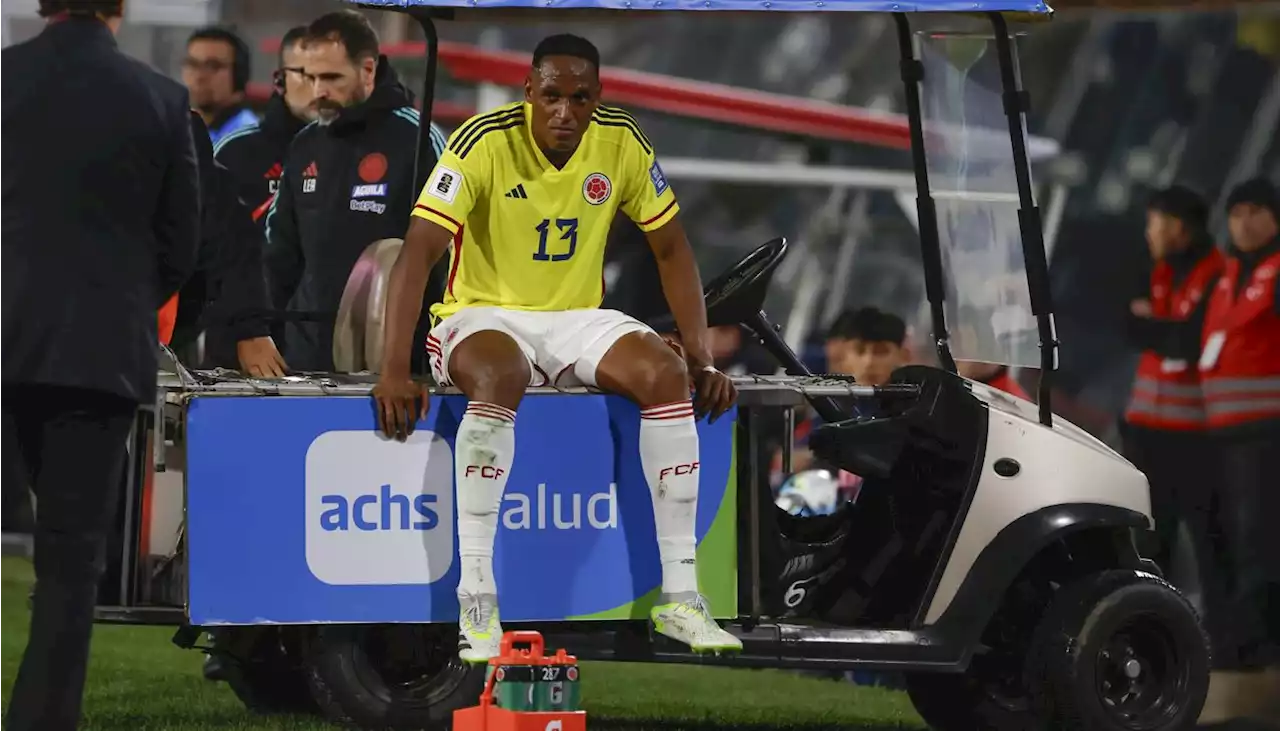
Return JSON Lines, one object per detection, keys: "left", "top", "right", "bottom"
{"left": 302, "top": 161, "right": 318, "bottom": 194}
{"left": 582, "top": 172, "right": 611, "bottom": 205}
{"left": 305, "top": 431, "right": 455, "bottom": 586}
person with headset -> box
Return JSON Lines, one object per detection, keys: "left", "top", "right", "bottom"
{"left": 182, "top": 26, "right": 257, "bottom": 145}
{"left": 214, "top": 26, "right": 316, "bottom": 235}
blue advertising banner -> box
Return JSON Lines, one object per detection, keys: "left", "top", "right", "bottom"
{"left": 185, "top": 394, "right": 737, "bottom": 626}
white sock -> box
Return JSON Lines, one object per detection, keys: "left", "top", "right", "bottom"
{"left": 455, "top": 401, "right": 516, "bottom": 600}
{"left": 639, "top": 400, "right": 701, "bottom": 599}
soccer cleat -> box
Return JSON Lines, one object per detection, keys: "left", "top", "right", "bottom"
{"left": 457, "top": 592, "right": 503, "bottom": 664}
{"left": 650, "top": 594, "right": 743, "bottom": 654}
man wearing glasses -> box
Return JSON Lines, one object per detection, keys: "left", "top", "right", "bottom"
{"left": 215, "top": 26, "right": 317, "bottom": 235}
{"left": 264, "top": 10, "right": 447, "bottom": 372}
{"left": 182, "top": 27, "right": 258, "bottom": 145}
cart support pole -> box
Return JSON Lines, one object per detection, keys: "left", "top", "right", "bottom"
{"left": 988, "top": 13, "right": 1058, "bottom": 428}
{"left": 409, "top": 10, "right": 448, "bottom": 373}
{"left": 893, "top": 14, "right": 956, "bottom": 375}
{"left": 409, "top": 11, "right": 441, "bottom": 192}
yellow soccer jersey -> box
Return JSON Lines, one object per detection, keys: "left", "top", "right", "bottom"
{"left": 412, "top": 101, "right": 679, "bottom": 321}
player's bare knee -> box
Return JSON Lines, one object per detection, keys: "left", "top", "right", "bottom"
{"left": 451, "top": 333, "right": 530, "bottom": 409}
{"left": 465, "top": 362, "right": 528, "bottom": 408}
{"left": 639, "top": 345, "right": 690, "bottom": 407}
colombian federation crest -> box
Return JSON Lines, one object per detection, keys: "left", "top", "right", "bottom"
{"left": 583, "top": 172, "right": 612, "bottom": 205}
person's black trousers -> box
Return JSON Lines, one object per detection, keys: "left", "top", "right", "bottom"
{"left": 1214, "top": 424, "right": 1280, "bottom": 669}
{"left": 1121, "top": 424, "right": 1225, "bottom": 647}
{"left": 2, "top": 384, "right": 138, "bottom": 731}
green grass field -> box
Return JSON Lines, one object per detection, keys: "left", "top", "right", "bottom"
{"left": 1, "top": 556, "right": 926, "bottom": 730}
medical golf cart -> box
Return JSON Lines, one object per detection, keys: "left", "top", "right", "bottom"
{"left": 92, "top": 1, "right": 1212, "bottom": 729}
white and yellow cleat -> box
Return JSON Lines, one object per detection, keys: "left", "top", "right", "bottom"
{"left": 457, "top": 592, "right": 503, "bottom": 664}
{"left": 650, "top": 594, "right": 743, "bottom": 654}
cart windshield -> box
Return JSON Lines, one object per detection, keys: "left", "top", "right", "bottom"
{"left": 919, "top": 32, "right": 1039, "bottom": 368}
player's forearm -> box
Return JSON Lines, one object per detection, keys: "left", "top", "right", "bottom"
{"left": 654, "top": 247, "right": 713, "bottom": 367}
{"left": 381, "top": 223, "right": 449, "bottom": 378}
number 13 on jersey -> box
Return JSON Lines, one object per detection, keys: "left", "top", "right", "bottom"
{"left": 533, "top": 218, "right": 579, "bottom": 262}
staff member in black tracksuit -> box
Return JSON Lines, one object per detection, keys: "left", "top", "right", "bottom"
{"left": 265, "top": 10, "right": 446, "bottom": 372}
{"left": 2, "top": 3, "right": 199, "bottom": 728}
{"left": 214, "top": 26, "right": 316, "bottom": 233}
{"left": 175, "top": 112, "right": 287, "bottom": 377}
{"left": 1121, "top": 186, "right": 1226, "bottom": 651}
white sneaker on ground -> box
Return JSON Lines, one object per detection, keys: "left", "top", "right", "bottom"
{"left": 457, "top": 592, "right": 502, "bottom": 664}
{"left": 650, "top": 593, "right": 743, "bottom": 654}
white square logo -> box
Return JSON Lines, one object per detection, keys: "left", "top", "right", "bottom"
{"left": 426, "top": 165, "right": 463, "bottom": 205}
{"left": 305, "top": 430, "right": 455, "bottom": 586}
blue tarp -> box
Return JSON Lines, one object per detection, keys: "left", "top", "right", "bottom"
{"left": 351, "top": 0, "right": 1051, "bottom": 13}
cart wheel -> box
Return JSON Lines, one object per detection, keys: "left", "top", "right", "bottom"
{"left": 301, "top": 623, "right": 485, "bottom": 730}
{"left": 906, "top": 573, "right": 1048, "bottom": 731}
{"left": 905, "top": 653, "right": 1036, "bottom": 731}
{"left": 213, "top": 627, "right": 318, "bottom": 715}
{"left": 1027, "top": 570, "right": 1210, "bottom": 731}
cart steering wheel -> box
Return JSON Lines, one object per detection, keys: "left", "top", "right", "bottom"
{"left": 701, "top": 237, "right": 789, "bottom": 328}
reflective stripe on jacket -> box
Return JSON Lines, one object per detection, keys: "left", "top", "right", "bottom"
{"left": 1125, "top": 249, "right": 1224, "bottom": 431}
{"left": 1199, "top": 250, "right": 1280, "bottom": 429}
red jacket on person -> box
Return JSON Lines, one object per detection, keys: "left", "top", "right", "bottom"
{"left": 1198, "top": 247, "right": 1280, "bottom": 431}
{"left": 985, "top": 368, "right": 1030, "bottom": 400}
{"left": 1125, "top": 248, "right": 1225, "bottom": 431}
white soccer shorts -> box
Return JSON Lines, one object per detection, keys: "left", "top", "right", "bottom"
{"left": 426, "top": 307, "right": 655, "bottom": 388}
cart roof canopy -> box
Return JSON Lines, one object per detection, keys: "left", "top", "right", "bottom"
{"left": 353, "top": 0, "right": 1052, "bottom": 13}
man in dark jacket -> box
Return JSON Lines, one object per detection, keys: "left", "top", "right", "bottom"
{"left": 1, "top": 3, "right": 199, "bottom": 729}
{"left": 214, "top": 25, "right": 316, "bottom": 233}
{"left": 176, "top": 112, "right": 287, "bottom": 377}
{"left": 265, "top": 10, "right": 445, "bottom": 371}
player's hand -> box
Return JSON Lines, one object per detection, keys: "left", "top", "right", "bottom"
{"left": 236, "top": 336, "right": 287, "bottom": 378}
{"left": 690, "top": 362, "right": 736, "bottom": 423}
{"left": 372, "top": 375, "right": 430, "bottom": 441}
{"left": 1130, "top": 299, "right": 1153, "bottom": 318}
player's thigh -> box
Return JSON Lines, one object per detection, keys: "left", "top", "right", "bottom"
{"left": 554, "top": 310, "right": 688, "bottom": 406}
{"left": 428, "top": 308, "right": 536, "bottom": 407}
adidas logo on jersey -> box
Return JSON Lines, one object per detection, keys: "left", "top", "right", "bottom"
{"left": 504, "top": 184, "right": 528, "bottom": 200}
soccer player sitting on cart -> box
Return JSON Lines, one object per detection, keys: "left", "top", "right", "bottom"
{"left": 372, "top": 34, "right": 742, "bottom": 663}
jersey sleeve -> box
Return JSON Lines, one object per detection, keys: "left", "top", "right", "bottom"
{"left": 620, "top": 129, "right": 679, "bottom": 232}
{"left": 411, "top": 142, "right": 488, "bottom": 237}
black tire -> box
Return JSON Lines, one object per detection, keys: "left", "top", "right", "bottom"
{"left": 1027, "top": 570, "right": 1210, "bottom": 731}
{"left": 906, "top": 654, "right": 1036, "bottom": 731}
{"left": 301, "top": 623, "right": 485, "bottom": 730}
{"left": 213, "top": 627, "right": 319, "bottom": 715}
{"left": 907, "top": 572, "right": 1051, "bottom": 731}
